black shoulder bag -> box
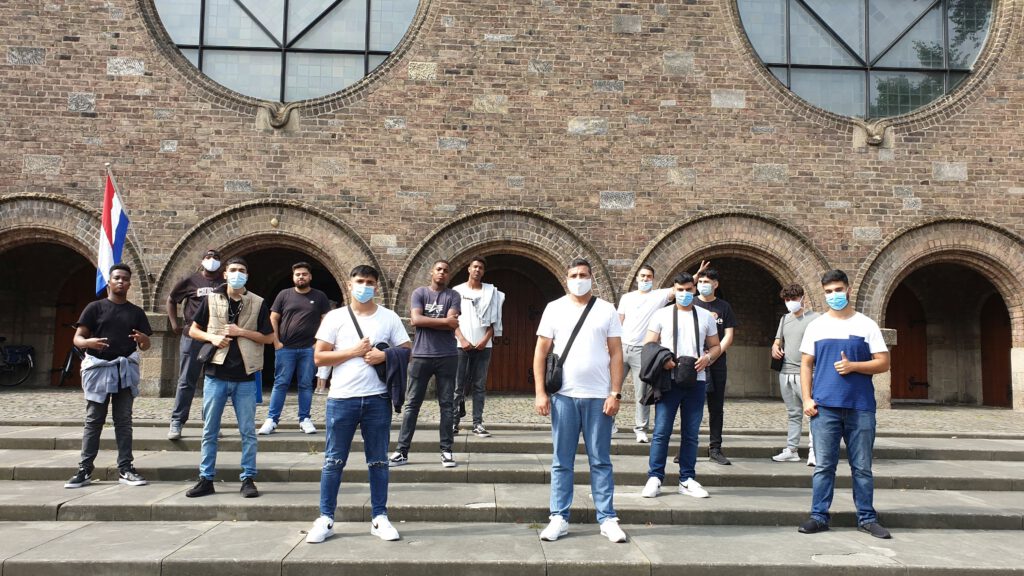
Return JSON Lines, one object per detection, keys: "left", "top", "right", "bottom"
{"left": 544, "top": 296, "right": 597, "bottom": 395}
{"left": 671, "top": 307, "right": 701, "bottom": 389}
{"left": 347, "top": 305, "right": 390, "bottom": 382}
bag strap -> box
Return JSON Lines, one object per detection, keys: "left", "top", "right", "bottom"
{"left": 558, "top": 296, "right": 597, "bottom": 367}
{"left": 347, "top": 305, "right": 365, "bottom": 339}
{"left": 672, "top": 306, "right": 701, "bottom": 359}
{"left": 692, "top": 308, "right": 700, "bottom": 359}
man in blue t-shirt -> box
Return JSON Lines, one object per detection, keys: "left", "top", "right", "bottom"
{"left": 798, "top": 269, "right": 891, "bottom": 539}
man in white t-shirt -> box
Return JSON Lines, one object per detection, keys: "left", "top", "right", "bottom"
{"left": 452, "top": 256, "right": 505, "bottom": 438}
{"left": 305, "top": 265, "right": 411, "bottom": 544}
{"left": 617, "top": 264, "right": 673, "bottom": 443}
{"left": 639, "top": 272, "right": 721, "bottom": 500}
{"left": 532, "top": 258, "right": 627, "bottom": 544}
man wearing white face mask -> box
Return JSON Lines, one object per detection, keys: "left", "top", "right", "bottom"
{"left": 166, "top": 248, "right": 225, "bottom": 440}
{"left": 770, "top": 284, "right": 820, "bottom": 465}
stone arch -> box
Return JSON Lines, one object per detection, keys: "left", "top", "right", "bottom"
{"left": 629, "top": 212, "right": 831, "bottom": 298}
{"left": 857, "top": 219, "right": 1024, "bottom": 347}
{"left": 392, "top": 209, "right": 614, "bottom": 317}
{"left": 155, "top": 200, "right": 381, "bottom": 305}
{"left": 0, "top": 194, "right": 151, "bottom": 308}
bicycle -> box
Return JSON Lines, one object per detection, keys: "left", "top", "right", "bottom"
{"left": 0, "top": 336, "right": 35, "bottom": 387}
{"left": 57, "top": 343, "right": 85, "bottom": 387}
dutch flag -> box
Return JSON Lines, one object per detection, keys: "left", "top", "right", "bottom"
{"left": 96, "top": 170, "right": 130, "bottom": 295}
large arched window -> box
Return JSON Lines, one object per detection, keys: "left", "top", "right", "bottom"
{"left": 154, "top": 0, "right": 419, "bottom": 102}
{"left": 737, "top": 0, "right": 993, "bottom": 118}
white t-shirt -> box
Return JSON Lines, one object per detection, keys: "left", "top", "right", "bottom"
{"left": 617, "top": 288, "right": 673, "bottom": 346}
{"left": 536, "top": 295, "right": 622, "bottom": 398}
{"left": 647, "top": 305, "right": 718, "bottom": 381}
{"left": 315, "top": 305, "right": 410, "bottom": 399}
{"left": 453, "top": 283, "right": 492, "bottom": 349}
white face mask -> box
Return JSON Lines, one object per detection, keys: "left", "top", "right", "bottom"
{"left": 567, "top": 278, "right": 592, "bottom": 297}
{"left": 785, "top": 300, "right": 803, "bottom": 314}
{"left": 637, "top": 279, "right": 653, "bottom": 292}
{"left": 202, "top": 258, "right": 221, "bottom": 272}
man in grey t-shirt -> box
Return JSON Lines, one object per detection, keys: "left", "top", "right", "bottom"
{"left": 770, "top": 283, "right": 820, "bottom": 465}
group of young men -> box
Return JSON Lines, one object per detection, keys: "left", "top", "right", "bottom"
{"left": 64, "top": 249, "right": 891, "bottom": 544}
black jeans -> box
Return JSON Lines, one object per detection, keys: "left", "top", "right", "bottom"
{"left": 454, "top": 348, "right": 492, "bottom": 426}
{"left": 171, "top": 333, "right": 205, "bottom": 425}
{"left": 705, "top": 360, "right": 728, "bottom": 451}
{"left": 397, "top": 356, "right": 458, "bottom": 453}
{"left": 79, "top": 386, "right": 134, "bottom": 472}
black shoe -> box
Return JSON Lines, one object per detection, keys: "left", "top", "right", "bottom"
{"left": 458, "top": 401, "right": 467, "bottom": 419}
{"left": 709, "top": 448, "right": 732, "bottom": 465}
{"left": 858, "top": 522, "right": 891, "bottom": 539}
{"left": 64, "top": 468, "right": 92, "bottom": 489}
{"left": 240, "top": 477, "right": 259, "bottom": 498}
{"left": 453, "top": 423, "right": 460, "bottom": 435}
{"left": 186, "top": 478, "right": 215, "bottom": 498}
{"left": 118, "top": 467, "right": 148, "bottom": 486}
{"left": 672, "top": 455, "right": 679, "bottom": 464}
{"left": 798, "top": 518, "right": 829, "bottom": 534}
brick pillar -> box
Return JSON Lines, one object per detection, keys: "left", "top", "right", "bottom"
{"left": 1012, "top": 348, "right": 1024, "bottom": 412}
{"left": 139, "top": 313, "right": 177, "bottom": 397}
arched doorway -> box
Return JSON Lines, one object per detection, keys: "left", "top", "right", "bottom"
{"left": 886, "top": 284, "right": 928, "bottom": 401}
{"left": 450, "top": 254, "right": 563, "bottom": 394}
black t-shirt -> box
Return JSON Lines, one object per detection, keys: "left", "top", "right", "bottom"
{"left": 77, "top": 299, "right": 153, "bottom": 361}
{"left": 169, "top": 272, "right": 224, "bottom": 325}
{"left": 192, "top": 295, "right": 273, "bottom": 381}
{"left": 271, "top": 288, "right": 331, "bottom": 348}
{"left": 693, "top": 297, "right": 738, "bottom": 358}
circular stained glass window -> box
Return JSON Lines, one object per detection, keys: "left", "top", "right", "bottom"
{"left": 154, "top": 0, "right": 420, "bottom": 102}
{"left": 737, "top": 0, "right": 993, "bottom": 118}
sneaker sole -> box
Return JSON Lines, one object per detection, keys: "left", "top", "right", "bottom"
{"left": 540, "top": 530, "right": 568, "bottom": 542}
{"left": 389, "top": 460, "right": 408, "bottom": 467}
{"left": 772, "top": 457, "right": 801, "bottom": 462}
{"left": 601, "top": 530, "right": 627, "bottom": 543}
{"left": 641, "top": 491, "right": 659, "bottom": 498}
{"left": 371, "top": 528, "right": 400, "bottom": 541}
{"left": 441, "top": 462, "right": 457, "bottom": 468}
{"left": 64, "top": 480, "right": 91, "bottom": 489}
{"left": 679, "top": 488, "right": 710, "bottom": 498}
{"left": 118, "top": 478, "right": 148, "bottom": 486}
{"left": 306, "top": 529, "right": 334, "bottom": 544}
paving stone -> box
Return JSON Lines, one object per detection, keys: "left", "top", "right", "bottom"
{"left": 162, "top": 521, "right": 306, "bottom": 576}
{"left": 0, "top": 522, "right": 89, "bottom": 564}
{"left": 151, "top": 481, "right": 363, "bottom": 522}
{"left": 540, "top": 523, "right": 650, "bottom": 576}
{"left": 387, "top": 482, "right": 496, "bottom": 522}
{"left": 0, "top": 481, "right": 106, "bottom": 520}
{"left": 58, "top": 482, "right": 188, "bottom": 521}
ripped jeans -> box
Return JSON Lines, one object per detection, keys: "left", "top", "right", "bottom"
{"left": 319, "top": 394, "right": 392, "bottom": 520}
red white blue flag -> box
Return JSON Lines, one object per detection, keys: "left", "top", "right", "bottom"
{"left": 96, "top": 170, "right": 130, "bottom": 295}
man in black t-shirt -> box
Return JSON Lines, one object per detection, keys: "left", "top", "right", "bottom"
{"left": 65, "top": 264, "right": 153, "bottom": 489}
{"left": 166, "top": 248, "right": 224, "bottom": 440}
{"left": 693, "top": 268, "right": 738, "bottom": 466}
{"left": 259, "top": 262, "right": 331, "bottom": 435}
{"left": 185, "top": 257, "right": 274, "bottom": 499}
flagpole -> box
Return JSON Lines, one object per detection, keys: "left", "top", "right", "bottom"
{"left": 105, "top": 163, "right": 154, "bottom": 293}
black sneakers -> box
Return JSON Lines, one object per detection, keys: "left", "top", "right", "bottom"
{"left": 240, "top": 477, "right": 259, "bottom": 498}
{"left": 118, "top": 467, "right": 148, "bottom": 486}
{"left": 186, "top": 478, "right": 215, "bottom": 498}
{"left": 709, "top": 448, "right": 732, "bottom": 465}
{"left": 858, "top": 522, "right": 892, "bottom": 539}
{"left": 798, "top": 518, "right": 829, "bottom": 534}
{"left": 64, "top": 468, "right": 92, "bottom": 489}
{"left": 457, "top": 401, "right": 467, "bottom": 419}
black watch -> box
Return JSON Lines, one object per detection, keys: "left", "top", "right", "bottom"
{"left": 610, "top": 392, "right": 622, "bottom": 400}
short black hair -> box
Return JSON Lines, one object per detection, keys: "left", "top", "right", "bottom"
{"left": 672, "top": 272, "right": 694, "bottom": 286}
{"left": 780, "top": 283, "right": 805, "bottom": 299}
{"left": 567, "top": 257, "right": 591, "bottom": 273}
{"left": 696, "top": 268, "right": 719, "bottom": 281}
{"left": 639, "top": 264, "right": 655, "bottom": 275}
{"left": 469, "top": 255, "right": 487, "bottom": 268}
{"left": 350, "top": 265, "right": 379, "bottom": 281}
{"left": 109, "top": 263, "right": 132, "bottom": 277}
{"left": 225, "top": 256, "right": 248, "bottom": 270}
{"left": 292, "top": 261, "right": 312, "bottom": 273}
{"left": 432, "top": 259, "right": 451, "bottom": 269}
{"left": 820, "top": 269, "right": 849, "bottom": 286}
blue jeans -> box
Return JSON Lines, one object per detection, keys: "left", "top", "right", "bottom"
{"left": 199, "top": 375, "right": 258, "bottom": 480}
{"left": 267, "top": 347, "right": 315, "bottom": 423}
{"left": 649, "top": 380, "right": 707, "bottom": 483}
{"left": 549, "top": 394, "right": 617, "bottom": 524}
{"left": 319, "top": 395, "right": 392, "bottom": 519}
{"left": 809, "top": 405, "right": 878, "bottom": 526}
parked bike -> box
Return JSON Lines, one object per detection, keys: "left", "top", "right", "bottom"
{"left": 0, "top": 336, "right": 35, "bottom": 387}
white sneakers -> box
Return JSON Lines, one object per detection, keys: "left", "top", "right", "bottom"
{"left": 772, "top": 447, "right": 801, "bottom": 462}
{"left": 306, "top": 515, "right": 401, "bottom": 543}
{"left": 679, "top": 478, "right": 710, "bottom": 498}
{"left": 305, "top": 516, "right": 334, "bottom": 543}
{"left": 635, "top": 430, "right": 649, "bottom": 444}
{"left": 600, "top": 518, "right": 627, "bottom": 543}
{"left": 441, "top": 451, "right": 457, "bottom": 468}
{"left": 257, "top": 418, "right": 277, "bottom": 435}
{"left": 539, "top": 515, "right": 569, "bottom": 541}
{"left": 299, "top": 418, "right": 317, "bottom": 434}
{"left": 641, "top": 477, "right": 661, "bottom": 498}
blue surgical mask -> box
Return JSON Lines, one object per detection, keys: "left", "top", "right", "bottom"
{"left": 352, "top": 284, "right": 374, "bottom": 304}
{"left": 675, "top": 290, "right": 694, "bottom": 307}
{"left": 697, "top": 282, "right": 714, "bottom": 297}
{"left": 825, "top": 291, "right": 848, "bottom": 311}
{"left": 637, "top": 280, "right": 653, "bottom": 292}
{"left": 226, "top": 271, "right": 247, "bottom": 290}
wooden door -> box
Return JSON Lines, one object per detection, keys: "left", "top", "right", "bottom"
{"left": 487, "top": 269, "right": 546, "bottom": 393}
{"left": 51, "top": 266, "right": 95, "bottom": 387}
{"left": 886, "top": 284, "right": 929, "bottom": 400}
{"left": 980, "top": 293, "right": 1012, "bottom": 407}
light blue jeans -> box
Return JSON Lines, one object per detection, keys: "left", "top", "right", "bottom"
{"left": 810, "top": 405, "right": 878, "bottom": 526}
{"left": 199, "top": 375, "right": 258, "bottom": 480}
{"left": 267, "top": 347, "right": 315, "bottom": 423}
{"left": 549, "top": 394, "right": 617, "bottom": 524}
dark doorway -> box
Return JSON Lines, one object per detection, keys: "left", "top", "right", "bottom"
{"left": 451, "top": 254, "right": 563, "bottom": 394}
{"left": 886, "top": 283, "right": 929, "bottom": 400}
{"left": 52, "top": 265, "right": 96, "bottom": 387}
{"left": 980, "top": 293, "right": 1012, "bottom": 407}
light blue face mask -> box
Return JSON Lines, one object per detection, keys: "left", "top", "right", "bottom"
{"left": 352, "top": 284, "right": 375, "bottom": 304}
{"left": 825, "top": 291, "right": 849, "bottom": 311}
{"left": 675, "top": 290, "right": 694, "bottom": 307}
{"left": 697, "top": 282, "right": 714, "bottom": 297}
{"left": 226, "top": 271, "right": 247, "bottom": 289}
{"left": 637, "top": 280, "right": 653, "bottom": 292}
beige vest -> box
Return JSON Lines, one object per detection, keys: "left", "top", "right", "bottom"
{"left": 207, "top": 290, "right": 265, "bottom": 375}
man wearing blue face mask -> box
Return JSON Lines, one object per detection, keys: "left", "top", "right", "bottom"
{"left": 798, "top": 269, "right": 891, "bottom": 539}
{"left": 186, "top": 256, "right": 274, "bottom": 499}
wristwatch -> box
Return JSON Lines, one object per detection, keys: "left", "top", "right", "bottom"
{"left": 610, "top": 392, "right": 622, "bottom": 400}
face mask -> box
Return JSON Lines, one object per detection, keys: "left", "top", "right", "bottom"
{"left": 567, "top": 278, "right": 592, "bottom": 297}
{"left": 202, "top": 258, "right": 221, "bottom": 272}
{"left": 352, "top": 284, "right": 374, "bottom": 304}
{"left": 226, "top": 271, "right": 247, "bottom": 290}
{"left": 785, "top": 300, "right": 803, "bottom": 314}
{"left": 675, "top": 290, "right": 694, "bottom": 307}
{"left": 697, "top": 282, "right": 714, "bottom": 297}
{"left": 637, "top": 280, "right": 653, "bottom": 292}
{"left": 825, "top": 291, "right": 848, "bottom": 311}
